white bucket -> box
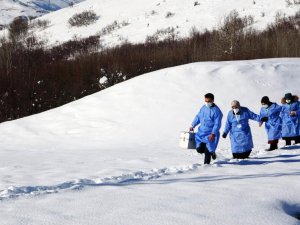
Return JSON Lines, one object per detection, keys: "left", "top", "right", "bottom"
{"left": 179, "top": 131, "right": 196, "bottom": 149}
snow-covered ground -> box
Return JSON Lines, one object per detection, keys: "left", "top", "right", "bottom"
{"left": 4, "top": 0, "right": 297, "bottom": 47}
{"left": 0, "top": 0, "right": 85, "bottom": 26}
{"left": 0, "top": 58, "right": 300, "bottom": 224}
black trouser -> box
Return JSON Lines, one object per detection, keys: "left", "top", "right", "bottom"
{"left": 232, "top": 151, "right": 251, "bottom": 159}
{"left": 267, "top": 139, "right": 278, "bottom": 151}
{"left": 269, "top": 143, "right": 278, "bottom": 150}
{"left": 282, "top": 137, "right": 292, "bottom": 146}
{"left": 283, "top": 136, "right": 300, "bottom": 145}
{"left": 295, "top": 136, "right": 300, "bottom": 144}
{"left": 196, "top": 143, "right": 212, "bottom": 164}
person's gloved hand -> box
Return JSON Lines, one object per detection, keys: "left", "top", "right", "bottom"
{"left": 209, "top": 134, "right": 215, "bottom": 141}
{"left": 290, "top": 111, "right": 296, "bottom": 117}
{"left": 222, "top": 133, "right": 227, "bottom": 138}
{"left": 261, "top": 117, "right": 268, "bottom": 122}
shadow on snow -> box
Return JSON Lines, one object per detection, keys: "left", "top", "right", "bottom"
{"left": 281, "top": 201, "right": 300, "bottom": 221}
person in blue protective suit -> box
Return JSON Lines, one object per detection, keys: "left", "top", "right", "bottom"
{"left": 281, "top": 93, "right": 300, "bottom": 146}
{"left": 296, "top": 96, "right": 300, "bottom": 144}
{"left": 259, "top": 96, "right": 282, "bottom": 151}
{"left": 190, "top": 93, "right": 223, "bottom": 164}
{"left": 222, "top": 100, "right": 261, "bottom": 159}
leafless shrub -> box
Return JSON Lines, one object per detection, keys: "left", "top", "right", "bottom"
{"left": 286, "top": 0, "right": 293, "bottom": 6}
{"left": 194, "top": 1, "right": 200, "bottom": 6}
{"left": 146, "top": 27, "right": 179, "bottom": 43}
{"left": 150, "top": 10, "right": 157, "bottom": 15}
{"left": 30, "top": 19, "right": 51, "bottom": 30}
{"left": 294, "top": 0, "right": 300, "bottom": 4}
{"left": 68, "top": 10, "right": 98, "bottom": 27}
{"left": 286, "top": 0, "right": 300, "bottom": 6}
{"left": 8, "top": 17, "right": 29, "bottom": 41}
{"left": 165, "top": 12, "right": 175, "bottom": 18}
{"left": 98, "top": 20, "right": 129, "bottom": 36}
{"left": 0, "top": 24, "right": 6, "bottom": 31}
{"left": 100, "top": 21, "right": 119, "bottom": 35}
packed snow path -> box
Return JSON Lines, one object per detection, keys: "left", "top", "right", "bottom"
{"left": 1, "top": 146, "right": 300, "bottom": 201}
{"left": 0, "top": 163, "right": 203, "bottom": 200}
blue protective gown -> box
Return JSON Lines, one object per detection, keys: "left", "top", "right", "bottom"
{"left": 260, "top": 103, "right": 282, "bottom": 141}
{"left": 223, "top": 107, "right": 260, "bottom": 153}
{"left": 191, "top": 104, "right": 223, "bottom": 153}
{"left": 280, "top": 102, "right": 300, "bottom": 138}
{"left": 297, "top": 101, "right": 300, "bottom": 136}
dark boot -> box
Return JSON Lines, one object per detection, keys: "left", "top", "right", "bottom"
{"left": 196, "top": 143, "right": 211, "bottom": 164}
{"left": 204, "top": 148, "right": 211, "bottom": 164}
{"left": 295, "top": 136, "right": 300, "bottom": 144}
{"left": 232, "top": 151, "right": 251, "bottom": 159}
{"left": 211, "top": 152, "right": 217, "bottom": 160}
{"left": 266, "top": 143, "right": 278, "bottom": 151}
{"left": 271, "top": 143, "right": 278, "bottom": 150}
{"left": 267, "top": 140, "right": 278, "bottom": 151}
{"left": 283, "top": 137, "right": 292, "bottom": 146}
{"left": 285, "top": 139, "right": 291, "bottom": 146}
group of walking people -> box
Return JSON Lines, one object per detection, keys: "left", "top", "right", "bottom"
{"left": 190, "top": 93, "right": 300, "bottom": 164}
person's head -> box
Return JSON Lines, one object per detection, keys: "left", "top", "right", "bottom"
{"left": 284, "top": 93, "right": 293, "bottom": 104}
{"left": 204, "top": 93, "right": 214, "bottom": 107}
{"left": 231, "top": 100, "right": 240, "bottom": 114}
{"left": 261, "top": 96, "right": 270, "bottom": 108}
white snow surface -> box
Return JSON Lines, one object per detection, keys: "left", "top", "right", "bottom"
{"left": 0, "top": 0, "right": 85, "bottom": 26}
{"left": 0, "top": 58, "right": 300, "bottom": 224}
{"left": 7, "top": 0, "right": 298, "bottom": 47}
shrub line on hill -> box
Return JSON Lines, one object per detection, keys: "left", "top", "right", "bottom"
{"left": 0, "top": 11, "right": 299, "bottom": 122}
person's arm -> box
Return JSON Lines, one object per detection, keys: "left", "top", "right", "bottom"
{"left": 208, "top": 108, "right": 222, "bottom": 141}
{"left": 247, "top": 108, "right": 261, "bottom": 122}
{"left": 259, "top": 108, "right": 268, "bottom": 125}
{"left": 191, "top": 111, "right": 201, "bottom": 129}
{"left": 275, "top": 104, "right": 282, "bottom": 115}
{"left": 212, "top": 108, "right": 223, "bottom": 135}
{"left": 222, "top": 112, "right": 232, "bottom": 138}
{"left": 289, "top": 102, "right": 300, "bottom": 117}
{"left": 295, "top": 102, "right": 300, "bottom": 116}
{"left": 279, "top": 105, "right": 285, "bottom": 119}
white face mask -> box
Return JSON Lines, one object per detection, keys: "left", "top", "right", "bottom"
{"left": 262, "top": 104, "right": 268, "bottom": 108}
{"left": 233, "top": 108, "right": 239, "bottom": 114}
{"left": 286, "top": 100, "right": 291, "bottom": 104}
{"left": 205, "top": 102, "right": 213, "bottom": 108}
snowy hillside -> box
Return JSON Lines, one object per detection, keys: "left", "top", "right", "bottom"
{"left": 17, "top": 0, "right": 300, "bottom": 47}
{"left": 0, "top": 58, "right": 300, "bottom": 224}
{"left": 0, "top": 0, "right": 85, "bottom": 27}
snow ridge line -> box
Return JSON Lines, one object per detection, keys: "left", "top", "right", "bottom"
{"left": 0, "top": 163, "right": 201, "bottom": 201}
